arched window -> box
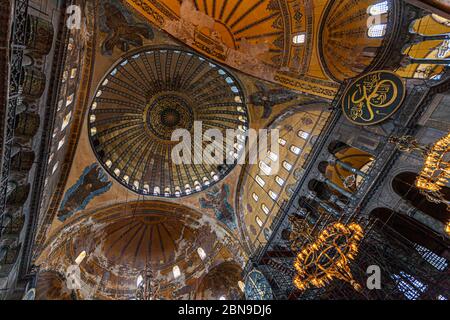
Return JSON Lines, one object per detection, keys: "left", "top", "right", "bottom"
{"left": 197, "top": 247, "right": 207, "bottom": 260}
{"left": 275, "top": 176, "right": 285, "bottom": 186}
{"left": 259, "top": 161, "right": 272, "bottom": 175}
{"left": 368, "top": 24, "right": 387, "bottom": 38}
{"left": 256, "top": 175, "right": 266, "bottom": 188}
{"left": 414, "top": 244, "right": 448, "bottom": 271}
{"left": 292, "top": 33, "right": 306, "bottom": 45}
{"left": 61, "top": 111, "right": 72, "bottom": 130}
{"left": 48, "top": 153, "right": 54, "bottom": 164}
{"left": 298, "top": 130, "right": 310, "bottom": 140}
{"left": 238, "top": 281, "right": 245, "bottom": 293}
{"left": 57, "top": 136, "right": 65, "bottom": 151}
{"left": 164, "top": 187, "right": 171, "bottom": 197}
{"left": 290, "top": 145, "right": 302, "bottom": 155}
{"left": 70, "top": 68, "right": 77, "bottom": 79}
{"left": 66, "top": 93, "right": 74, "bottom": 107}
{"left": 256, "top": 216, "right": 263, "bottom": 228}
{"left": 262, "top": 204, "right": 270, "bottom": 215}
{"left": 268, "top": 151, "right": 278, "bottom": 162}
{"left": 252, "top": 193, "right": 259, "bottom": 202}
{"left": 391, "top": 271, "right": 427, "bottom": 300}
{"left": 368, "top": 1, "right": 389, "bottom": 16}
{"left": 52, "top": 162, "right": 59, "bottom": 175}
{"left": 173, "top": 265, "right": 181, "bottom": 279}
{"left": 136, "top": 275, "right": 144, "bottom": 287}
{"left": 269, "top": 190, "right": 278, "bottom": 200}
{"left": 75, "top": 251, "right": 87, "bottom": 265}
{"left": 283, "top": 161, "right": 293, "bottom": 172}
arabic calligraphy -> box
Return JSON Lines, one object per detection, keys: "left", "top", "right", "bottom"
{"left": 342, "top": 71, "right": 405, "bottom": 125}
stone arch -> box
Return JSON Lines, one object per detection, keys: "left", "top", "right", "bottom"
{"left": 370, "top": 207, "right": 448, "bottom": 256}
{"left": 194, "top": 261, "right": 243, "bottom": 300}
{"left": 392, "top": 172, "right": 449, "bottom": 224}
{"left": 308, "top": 179, "right": 331, "bottom": 201}
{"left": 328, "top": 140, "right": 349, "bottom": 155}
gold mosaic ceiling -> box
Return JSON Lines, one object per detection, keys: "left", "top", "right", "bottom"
{"left": 88, "top": 47, "right": 249, "bottom": 197}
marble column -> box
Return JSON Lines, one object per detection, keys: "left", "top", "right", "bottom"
{"left": 331, "top": 157, "right": 368, "bottom": 178}
{"left": 307, "top": 192, "right": 341, "bottom": 218}
{"left": 398, "top": 199, "right": 449, "bottom": 239}
{"left": 320, "top": 176, "right": 355, "bottom": 200}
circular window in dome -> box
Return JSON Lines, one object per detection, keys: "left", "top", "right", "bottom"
{"left": 88, "top": 47, "right": 249, "bottom": 197}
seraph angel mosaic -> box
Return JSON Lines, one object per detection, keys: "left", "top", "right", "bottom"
{"left": 58, "top": 163, "right": 112, "bottom": 222}
{"left": 199, "top": 184, "right": 237, "bottom": 230}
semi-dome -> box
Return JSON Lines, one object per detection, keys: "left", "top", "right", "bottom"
{"left": 39, "top": 201, "right": 245, "bottom": 300}
{"left": 88, "top": 47, "right": 249, "bottom": 197}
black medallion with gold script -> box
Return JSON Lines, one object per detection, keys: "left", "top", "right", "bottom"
{"left": 342, "top": 71, "right": 406, "bottom": 126}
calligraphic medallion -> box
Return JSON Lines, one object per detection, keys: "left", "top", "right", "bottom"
{"left": 342, "top": 71, "right": 406, "bottom": 126}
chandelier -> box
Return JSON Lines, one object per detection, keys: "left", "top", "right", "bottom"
{"left": 293, "top": 222, "right": 364, "bottom": 291}
{"left": 135, "top": 263, "right": 161, "bottom": 300}
{"left": 415, "top": 132, "right": 450, "bottom": 210}
{"left": 390, "top": 133, "right": 450, "bottom": 210}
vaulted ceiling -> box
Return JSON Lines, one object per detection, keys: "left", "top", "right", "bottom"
{"left": 122, "top": 0, "right": 388, "bottom": 99}
{"left": 32, "top": 0, "right": 400, "bottom": 300}
{"left": 37, "top": 201, "right": 245, "bottom": 299}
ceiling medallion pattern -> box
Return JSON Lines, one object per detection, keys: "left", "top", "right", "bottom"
{"left": 144, "top": 92, "right": 194, "bottom": 140}
{"left": 88, "top": 47, "right": 248, "bottom": 197}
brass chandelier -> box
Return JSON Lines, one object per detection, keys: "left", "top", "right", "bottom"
{"left": 389, "top": 133, "right": 450, "bottom": 210}
{"left": 415, "top": 132, "right": 450, "bottom": 209}
{"left": 293, "top": 222, "right": 364, "bottom": 291}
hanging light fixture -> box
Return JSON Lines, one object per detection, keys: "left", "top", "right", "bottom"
{"left": 415, "top": 132, "right": 450, "bottom": 209}
{"left": 135, "top": 263, "right": 161, "bottom": 300}
{"left": 390, "top": 133, "right": 450, "bottom": 210}
{"left": 293, "top": 222, "right": 364, "bottom": 291}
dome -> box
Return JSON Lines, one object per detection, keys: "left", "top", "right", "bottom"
{"left": 74, "top": 203, "right": 204, "bottom": 272}
{"left": 195, "top": 261, "right": 243, "bottom": 300}
{"left": 319, "top": 0, "right": 391, "bottom": 82}
{"left": 88, "top": 47, "right": 249, "bottom": 197}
